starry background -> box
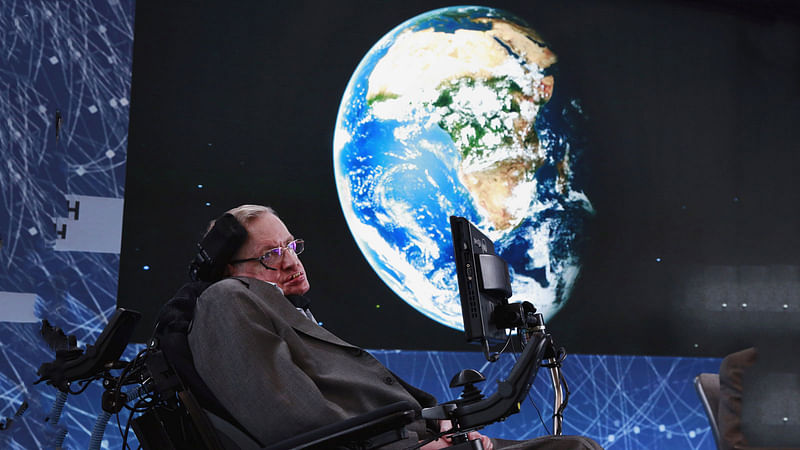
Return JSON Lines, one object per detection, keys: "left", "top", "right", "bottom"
{"left": 0, "top": 0, "right": 798, "bottom": 449}
{"left": 119, "top": 0, "right": 800, "bottom": 356}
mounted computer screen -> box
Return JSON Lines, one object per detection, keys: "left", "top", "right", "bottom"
{"left": 449, "top": 216, "right": 512, "bottom": 345}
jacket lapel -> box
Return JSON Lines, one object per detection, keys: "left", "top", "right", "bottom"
{"left": 240, "top": 277, "right": 359, "bottom": 350}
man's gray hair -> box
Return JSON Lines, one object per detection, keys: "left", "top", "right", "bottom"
{"left": 225, "top": 204, "right": 278, "bottom": 226}
{"left": 205, "top": 204, "right": 278, "bottom": 234}
{"left": 205, "top": 205, "right": 280, "bottom": 270}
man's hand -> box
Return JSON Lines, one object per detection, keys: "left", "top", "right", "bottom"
{"left": 420, "top": 420, "right": 493, "bottom": 449}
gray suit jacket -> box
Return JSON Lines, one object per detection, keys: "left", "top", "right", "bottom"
{"left": 188, "top": 276, "right": 434, "bottom": 447}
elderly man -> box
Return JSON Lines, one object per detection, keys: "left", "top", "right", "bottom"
{"left": 188, "top": 204, "right": 601, "bottom": 449}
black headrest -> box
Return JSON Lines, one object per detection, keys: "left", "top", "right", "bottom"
{"left": 189, "top": 213, "right": 248, "bottom": 283}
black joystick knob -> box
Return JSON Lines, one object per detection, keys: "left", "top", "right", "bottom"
{"left": 450, "top": 369, "right": 486, "bottom": 404}
{"left": 450, "top": 369, "right": 486, "bottom": 387}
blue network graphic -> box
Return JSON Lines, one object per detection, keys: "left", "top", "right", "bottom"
{"left": 0, "top": 1, "right": 719, "bottom": 448}
{"left": 0, "top": 1, "right": 137, "bottom": 448}
{"left": 376, "top": 351, "right": 721, "bottom": 449}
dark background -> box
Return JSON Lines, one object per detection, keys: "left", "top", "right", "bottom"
{"left": 118, "top": 0, "right": 800, "bottom": 356}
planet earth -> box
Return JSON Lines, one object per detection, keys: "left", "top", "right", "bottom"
{"left": 333, "top": 6, "right": 593, "bottom": 332}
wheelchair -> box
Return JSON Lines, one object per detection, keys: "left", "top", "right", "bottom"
{"left": 29, "top": 294, "right": 567, "bottom": 449}
{"left": 28, "top": 214, "right": 572, "bottom": 449}
{"left": 133, "top": 280, "right": 422, "bottom": 450}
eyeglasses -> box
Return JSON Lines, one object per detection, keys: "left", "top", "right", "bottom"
{"left": 230, "top": 239, "right": 304, "bottom": 270}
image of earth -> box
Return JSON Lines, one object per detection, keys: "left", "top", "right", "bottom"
{"left": 333, "top": 6, "right": 593, "bottom": 331}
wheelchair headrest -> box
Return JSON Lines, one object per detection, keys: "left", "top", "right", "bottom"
{"left": 189, "top": 213, "right": 248, "bottom": 283}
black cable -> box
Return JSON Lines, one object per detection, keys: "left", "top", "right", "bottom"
{"left": 112, "top": 348, "right": 150, "bottom": 403}
{"left": 116, "top": 407, "right": 132, "bottom": 450}
{"left": 496, "top": 333, "right": 513, "bottom": 355}
{"left": 112, "top": 348, "right": 151, "bottom": 450}
{"left": 555, "top": 370, "right": 570, "bottom": 420}
{"left": 122, "top": 398, "right": 147, "bottom": 449}
{"left": 508, "top": 335, "right": 552, "bottom": 435}
{"left": 528, "top": 395, "right": 552, "bottom": 435}
{"left": 538, "top": 345, "right": 571, "bottom": 431}
{"left": 67, "top": 376, "right": 101, "bottom": 395}
{"left": 540, "top": 346, "right": 567, "bottom": 368}
{"left": 122, "top": 394, "right": 154, "bottom": 412}
{"left": 116, "top": 393, "right": 155, "bottom": 448}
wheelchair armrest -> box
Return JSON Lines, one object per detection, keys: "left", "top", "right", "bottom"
{"left": 36, "top": 309, "right": 141, "bottom": 388}
{"left": 264, "top": 401, "right": 418, "bottom": 450}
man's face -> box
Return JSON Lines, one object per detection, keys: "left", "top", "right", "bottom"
{"left": 230, "top": 213, "right": 310, "bottom": 296}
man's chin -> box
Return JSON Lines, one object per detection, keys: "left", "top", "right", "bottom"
{"left": 283, "top": 282, "right": 310, "bottom": 297}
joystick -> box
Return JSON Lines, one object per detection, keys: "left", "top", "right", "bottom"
{"left": 450, "top": 369, "right": 486, "bottom": 405}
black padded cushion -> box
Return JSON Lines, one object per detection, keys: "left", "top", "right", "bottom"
{"left": 153, "top": 281, "right": 258, "bottom": 443}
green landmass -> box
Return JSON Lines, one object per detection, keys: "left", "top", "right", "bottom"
{"left": 365, "top": 74, "right": 535, "bottom": 162}
{"left": 367, "top": 92, "right": 399, "bottom": 106}
{"left": 431, "top": 76, "right": 522, "bottom": 159}
{"left": 432, "top": 89, "right": 453, "bottom": 108}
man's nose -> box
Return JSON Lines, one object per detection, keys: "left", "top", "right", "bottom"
{"left": 281, "top": 248, "right": 300, "bottom": 267}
